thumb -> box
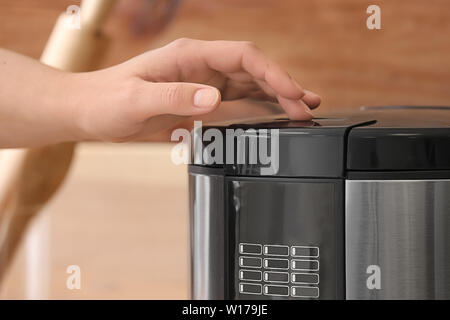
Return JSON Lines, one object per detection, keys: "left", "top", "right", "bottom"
{"left": 139, "top": 82, "right": 221, "bottom": 117}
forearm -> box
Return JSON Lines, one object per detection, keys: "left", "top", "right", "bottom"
{"left": 0, "top": 49, "right": 78, "bottom": 148}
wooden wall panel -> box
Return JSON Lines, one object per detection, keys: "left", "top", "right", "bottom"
{"left": 1, "top": 0, "right": 449, "bottom": 112}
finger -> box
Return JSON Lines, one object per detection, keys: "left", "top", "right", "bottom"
{"left": 302, "top": 90, "right": 322, "bottom": 110}
{"left": 277, "top": 95, "right": 313, "bottom": 120}
{"left": 132, "top": 81, "right": 221, "bottom": 120}
{"left": 200, "top": 40, "right": 305, "bottom": 100}
{"left": 247, "top": 90, "right": 278, "bottom": 102}
{"left": 255, "top": 79, "right": 278, "bottom": 99}
{"left": 255, "top": 79, "right": 321, "bottom": 111}
{"left": 257, "top": 78, "right": 321, "bottom": 110}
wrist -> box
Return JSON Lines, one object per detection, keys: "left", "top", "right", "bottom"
{"left": 55, "top": 71, "right": 97, "bottom": 143}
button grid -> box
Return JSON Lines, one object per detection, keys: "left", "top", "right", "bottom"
{"left": 238, "top": 243, "right": 320, "bottom": 298}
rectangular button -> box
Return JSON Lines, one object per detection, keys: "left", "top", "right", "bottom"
{"left": 239, "top": 270, "right": 262, "bottom": 282}
{"left": 291, "top": 259, "right": 319, "bottom": 271}
{"left": 263, "top": 258, "right": 289, "bottom": 270}
{"left": 291, "top": 273, "right": 319, "bottom": 284}
{"left": 239, "top": 283, "right": 262, "bottom": 295}
{"left": 291, "top": 286, "right": 319, "bottom": 298}
{"left": 239, "top": 257, "right": 262, "bottom": 268}
{"left": 263, "top": 285, "right": 289, "bottom": 297}
{"left": 291, "top": 246, "right": 319, "bottom": 258}
{"left": 239, "top": 243, "right": 262, "bottom": 255}
{"left": 263, "top": 271, "right": 289, "bottom": 283}
{"left": 264, "top": 245, "right": 289, "bottom": 256}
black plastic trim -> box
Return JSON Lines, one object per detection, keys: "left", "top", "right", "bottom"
{"left": 188, "top": 165, "right": 225, "bottom": 176}
{"left": 347, "top": 170, "right": 450, "bottom": 180}
{"left": 360, "top": 105, "right": 450, "bottom": 111}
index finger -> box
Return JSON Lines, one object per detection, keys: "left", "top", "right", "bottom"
{"left": 199, "top": 40, "right": 305, "bottom": 100}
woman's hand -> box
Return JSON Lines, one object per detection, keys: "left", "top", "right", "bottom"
{"left": 70, "top": 38, "right": 321, "bottom": 142}
{"left": 0, "top": 39, "right": 321, "bottom": 147}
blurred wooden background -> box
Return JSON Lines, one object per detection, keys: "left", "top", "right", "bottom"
{"left": 0, "top": 0, "right": 449, "bottom": 299}
{"left": 2, "top": 0, "right": 450, "bottom": 109}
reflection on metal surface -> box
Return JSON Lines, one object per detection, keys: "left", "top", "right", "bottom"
{"left": 189, "top": 173, "right": 225, "bottom": 299}
{"left": 346, "top": 180, "right": 450, "bottom": 299}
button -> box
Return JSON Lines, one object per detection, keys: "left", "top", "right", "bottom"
{"left": 239, "top": 270, "right": 262, "bottom": 282}
{"left": 291, "top": 246, "right": 319, "bottom": 258}
{"left": 239, "top": 257, "right": 262, "bottom": 268}
{"left": 263, "top": 245, "right": 289, "bottom": 256}
{"left": 263, "top": 258, "right": 289, "bottom": 270}
{"left": 291, "top": 259, "right": 319, "bottom": 271}
{"left": 263, "top": 271, "right": 289, "bottom": 283}
{"left": 239, "top": 283, "right": 262, "bottom": 295}
{"left": 263, "top": 285, "right": 289, "bottom": 297}
{"left": 291, "top": 273, "right": 319, "bottom": 284}
{"left": 291, "top": 286, "right": 319, "bottom": 298}
{"left": 239, "top": 243, "right": 262, "bottom": 255}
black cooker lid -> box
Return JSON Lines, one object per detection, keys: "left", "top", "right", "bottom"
{"left": 347, "top": 106, "right": 450, "bottom": 171}
{"left": 194, "top": 106, "right": 450, "bottom": 177}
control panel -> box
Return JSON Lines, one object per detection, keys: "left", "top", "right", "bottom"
{"left": 228, "top": 178, "right": 345, "bottom": 300}
{"left": 238, "top": 243, "right": 320, "bottom": 299}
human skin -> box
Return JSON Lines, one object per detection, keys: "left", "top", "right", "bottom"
{"left": 0, "top": 38, "right": 321, "bottom": 148}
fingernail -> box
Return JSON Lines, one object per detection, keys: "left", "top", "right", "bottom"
{"left": 194, "top": 88, "right": 219, "bottom": 108}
